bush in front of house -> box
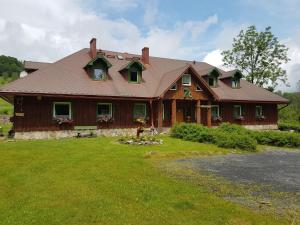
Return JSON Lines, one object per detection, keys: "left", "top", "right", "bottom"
{"left": 251, "top": 130, "right": 300, "bottom": 148}
{"left": 170, "top": 123, "right": 300, "bottom": 150}
{"left": 278, "top": 121, "right": 300, "bottom": 133}
{"left": 170, "top": 123, "right": 257, "bottom": 151}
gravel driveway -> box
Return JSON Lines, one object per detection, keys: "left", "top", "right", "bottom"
{"left": 177, "top": 150, "right": 300, "bottom": 192}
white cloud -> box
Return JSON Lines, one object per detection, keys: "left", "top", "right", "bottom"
{"left": 0, "top": 0, "right": 218, "bottom": 63}
{"left": 143, "top": 0, "right": 159, "bottom": 26}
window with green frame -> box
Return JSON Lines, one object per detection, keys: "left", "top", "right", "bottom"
{"left": 211, "top": 105, "right": 219, "bottom": 118}
{"left": 231, "top": 77, "right": 240, "bottom": 88}
{"left": 255, "top": 105, "right": 263, "bottom": 117}
{"left": 53, "top": 102, "right": 72, "bottom": 119}
{"left": 208, "top": 76, "right": 217, "bottom": 87}
{"left": 129, "top": 67, "right": 140, "bottom": 83}
{"left": 133, "top": 103, "right": 146, "bottom": 118}
{"left": 233, "top": 105, "right": 242, "bottom": 118}
{"left": 97, "top": 103, "right": 112, "bottom": 116}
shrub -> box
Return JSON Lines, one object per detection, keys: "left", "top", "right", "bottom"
{"left": 216, "top": 133, "right": 257, "bottom": 151}
{"left": 278, "top": 121, "right": 300, "bottom": 133}
{"left": 251, "top": 131, "right": 300, "bottom": 148}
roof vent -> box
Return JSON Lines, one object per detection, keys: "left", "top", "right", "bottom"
{"left": 117, "top": 54, "right": 124, "bottom": 60}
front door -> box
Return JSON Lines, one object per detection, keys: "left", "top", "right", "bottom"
{"left": 176, "top": 107, "right": 184, "bottom": 123}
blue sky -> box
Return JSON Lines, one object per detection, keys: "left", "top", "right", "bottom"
{"left": 0, "top": 0, "right": 299, "bottom": 90}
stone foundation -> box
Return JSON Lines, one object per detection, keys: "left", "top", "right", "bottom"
{"left": 243, "top": 124, "right": 278, "bottom": 130}
{"left": 14, "top": 127, "right": 171, "bottom": 140}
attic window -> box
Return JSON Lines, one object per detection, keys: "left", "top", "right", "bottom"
{"left": 129, "top": 67, "right": 139, "bottom": 83}
{"left": 170, "top": 84, "right": 177, "bottom": 90}
{"left": 208, "top": 77, "right": 217, "bottom": 87}
{"left": 196, "top": 85, "right": 203, "bottom": 91}
{"left": 231, "top": 71, "right": 242, "bottom": 88}
{"left": 182, "top": 74, "right": 191, "bottom": 86}
{"left": 94, "top": 68, "right": 106, "bottom": 80}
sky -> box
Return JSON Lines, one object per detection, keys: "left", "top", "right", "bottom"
{"left": 0, "top": 0, "right": 299, "bottom": 91}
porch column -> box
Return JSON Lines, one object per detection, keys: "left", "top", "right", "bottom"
{"left": 157, "top": 99, "right": 163, "bottom": 132}
{"left": 171, "top": 99, "right": 176, "bottom": 126}
{"left": 196, "top": 100, "right": 201, "bottom": 124}
{"left": 207, "top": 101, "right": 212, "bottom": 128}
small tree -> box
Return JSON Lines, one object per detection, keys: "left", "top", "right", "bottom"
{"left": 222, "top": 26, "right": 290, "bottom": 89}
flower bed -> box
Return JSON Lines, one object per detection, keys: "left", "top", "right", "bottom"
{"left": 119, "top": 135, "right": 163, "bottom": 145}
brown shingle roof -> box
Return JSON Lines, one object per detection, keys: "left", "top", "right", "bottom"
{"left": 0, "top": 48, "right": 288, "bottom": 103}
{"left": 24, "top": 61, "right": 51, "bottom": 71}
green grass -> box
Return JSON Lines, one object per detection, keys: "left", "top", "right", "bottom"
{"left": 0, "top": 136, "right": 291, "bottom": 225}
{"left": 0, "top": 98, "right": 13, "bottom": 115}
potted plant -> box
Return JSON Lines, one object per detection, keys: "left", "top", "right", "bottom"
{"left": 97, "top": 115, "right": 113, "bottom": 123}
{"left": 234, "top": 115, "right": 245, "bottom": 121}
{"left": 54, "top": 116, "right": 74, "bottom": 125}
{"left": 256, "top": 115, "right": 266, "bottom": 120}
{"left": 212, "top": 116, "right": 223, "bottom": 122}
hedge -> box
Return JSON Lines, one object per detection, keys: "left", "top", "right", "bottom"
{"left": 171, "top": 123, "right": 300, "bottom": 150}
{"left": 278, "top": 121, "right": 300, "bottom": 133}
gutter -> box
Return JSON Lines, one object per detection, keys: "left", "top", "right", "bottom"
{"left": 278, "top": 103, "right": 289, "bottom": 111}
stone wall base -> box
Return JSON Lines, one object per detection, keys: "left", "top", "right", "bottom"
{"left": 243, "top": 124, "right": 278, "bottom": 130}
{"left": 14, "top": 127, "right": 171, "bottom": 140}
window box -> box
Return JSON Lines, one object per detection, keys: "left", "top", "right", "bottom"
{"left": 234, "top": 115, "right": 245, "bottom": 121}
{"left": 54, "top": 117, "right": 74, "bottom": 125}
{"left": 212, "top": 116, "right": 223, "bottom": 122}
{"left": 97, "top": 115, "right": 114, "bottom": 123}
{"left": 256, "top": 115, "right": 266, "bottom": 120}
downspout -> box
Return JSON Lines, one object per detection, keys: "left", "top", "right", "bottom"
{"left": 150, "top": 99, "right": 154, "bottom": 127}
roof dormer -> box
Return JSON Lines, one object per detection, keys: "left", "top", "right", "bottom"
{"left": 205, "top": 68, "right": 220, "bottom": 87}
{"left": 220, "top": 70, "right": 242, "bottom": 89}
{"left": 85, "top": 55, "right": 112, "bottom": 81}
{"left": 119, "top": 60, "right": 145, "bottom": 83}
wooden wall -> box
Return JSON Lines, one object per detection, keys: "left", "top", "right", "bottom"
{"left": 12, "top": 95, "right": 278, "bottom": 132}
{"left": 13, "top": 96, "right": 153, "bottom": 132}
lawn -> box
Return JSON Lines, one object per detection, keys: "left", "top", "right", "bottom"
{"left": 0, "top": 97, "right": 13, "bottom": 115}
{"left": 0, "top": 136, "right": 291, "bottom": 225}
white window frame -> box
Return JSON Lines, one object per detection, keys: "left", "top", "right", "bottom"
{"left": 231, "top": 78, "right": 240, "bottom": 88}
{"left": 182, "top": 74, "right": 191, "bottom": 86}
{"left": 233, "top": 105, "right": 242, "bottom": 117}
{"left": 196, "top": 84, "right": 203, "bottom": 91}
{"left": 255, "top": 105, "right": 263, "bottom": 117}
{"left": 211, "top": 105, "right": 220, "bottom": 117}
{"left": 53, "top": 102, "right": 72, "bottom": 119}
{"left": 170, "top": 84, "right": 177, "bottom": 90}
{"left": 97, "top": 103, "right": 112, "bottom": 116}
{"left": 133, "top": 103, "right": 147, "bottom": 118}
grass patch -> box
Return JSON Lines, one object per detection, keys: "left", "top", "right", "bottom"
{"left": 0, "top": 136, "right": 292, "bottom": 224}
{"left": 0, "top": 98, "right": 13, "bottom": 115}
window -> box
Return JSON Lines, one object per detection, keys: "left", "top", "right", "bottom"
{"left": 255, "top": 106, "right": 263, "bottom": 117}
{"left": 129, "top": 67, "right": 139, "bottom": 83}
{"left": 162, "top": 103, "right": 170, "bottom": 121}
{"left": 196, "top": 85, "right": 203, "bottom": 91}
{"left": 211, "top": 105, "right": 219, "bottom": 118}
{"left": 170, "top": 84, "right": 177, "bottom": 90}
{"left": 133, "top": 103, "right": 146, "bottom": 118}
{"left": 93, "top": 68, "right": 106, "bottom": 80}
{"left": 182, "top": 74, "right": 191, "bottom": 86}
{"left": 53, "top": 102, "right": 71, "bottom": 119}
{"left": 232, "top": 78, "right": 240, "bottom": 88}
{"left": 97, "top": 103, "right": 112, "bottom": 116}
{"left": 233, "top": 105, "right": 242, "bottom": 118}
{"left": 208, "top": 77, "right": 217, "bottom": 87}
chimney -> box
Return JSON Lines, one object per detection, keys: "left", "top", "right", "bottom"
{"left": 141, "top": 47, "right": 149, "bottom": 64}
{"left": 89, "top": 38, "right": 97, "bottom": 58}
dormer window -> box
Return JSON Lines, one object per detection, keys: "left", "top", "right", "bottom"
{"left": 85, "top": 54, "right": 112, "bottom": 81}
{"left": 232, "top": 78, "right": 240, "bottom": 88}
{"left": 94, "top": 68, "right": 106, "bottom": 80}
{"left": 182, "top": 74, "right": 191, "bottom": 86}
{"left": 129, "top": 67, "right": 139, "bottom": 83}
{"left": 207, "top": 68, "right": 220, "bottom": 87}
{"left": 119, "top": 60, "right": 145, "bottom": 84}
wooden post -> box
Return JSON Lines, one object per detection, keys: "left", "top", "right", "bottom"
{"left": 207, "top": 101, "right": 212, "bottom": 128}
{"left": 157, "top": 99, "right": 163, "bottom": 132}
{"left": 171, "top": 99, "right": 176, "bottom": 126}
{"left": 196, "top": 100, "right": 201, "bottom": 124}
